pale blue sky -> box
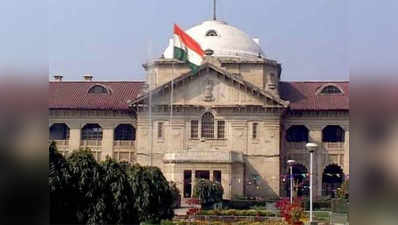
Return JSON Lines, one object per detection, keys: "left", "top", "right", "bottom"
{"left": 1, "top": 0, "right": 397, "bottom": 81}
{"left": 47, "top": 0, "right": 349, "bottom": 81}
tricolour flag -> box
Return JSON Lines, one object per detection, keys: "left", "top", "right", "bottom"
{"left": 173, "top": 24, "right": 205, "bottom": 72}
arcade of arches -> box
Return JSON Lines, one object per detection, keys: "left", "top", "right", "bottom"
{"left": 285, "top": 163, "right": 346, "bottom": 198}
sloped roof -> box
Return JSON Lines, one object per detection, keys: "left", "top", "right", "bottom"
{"left": 48, "top": 80, "right": 349, "bottom": 111}
{"left": 49, "top": 81, "right": 144, "bottom": 110}
{"left": 279, "top": 81, "right": 349, "bottom": 111}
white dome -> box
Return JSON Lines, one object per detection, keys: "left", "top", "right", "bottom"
{"left": 164, "top": 20, "right": 264, "bottom": 59}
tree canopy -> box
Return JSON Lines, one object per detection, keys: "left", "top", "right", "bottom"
{"left": 49, "top": 144, "right": 177, "bottom": 225}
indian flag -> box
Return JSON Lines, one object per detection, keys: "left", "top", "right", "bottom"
{"left": 173, "top": 24, "right": 205, "bottom": 72}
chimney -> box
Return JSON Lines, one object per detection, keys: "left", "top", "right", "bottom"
{"left": 83, "top": 74, "right": 93, "bottom": 81}
{"left": 53, "top": 74, "right": 63, "bottom": 81}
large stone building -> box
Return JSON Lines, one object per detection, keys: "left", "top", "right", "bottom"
{"left": 49, "top": 20, "right": 349, "bottom": 200}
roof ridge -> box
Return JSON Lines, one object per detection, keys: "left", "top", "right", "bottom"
{"left": 49, "top": 81, "right": 145, "bottom": 83}
{"left": 281, "top": 80, "right": 349, "bottom": 83}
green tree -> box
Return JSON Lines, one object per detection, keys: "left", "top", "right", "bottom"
{"left": 169, "top": 181, "right": 181, "bottom": 208}
{"left": 100, "top": 157, "right": 136, "bottom": 224}
{"left": 193, "top": 179, "right": 224, "bottom": 208}
{"left": 336, "top": 179, "right": 349, "bottom": 199}
{"left": 127, "top": 165, "right": 174, "bottom": 224}
{"left": 49, "top": 142, "right": 75, "bottom": 224}
{"left": 67, "top": 148, "right": 104, "bottom": 225}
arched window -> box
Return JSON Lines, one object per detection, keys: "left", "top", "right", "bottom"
{"left": 320, "top": 85, "right": 342, "bottom": 95}
{"left": 49, "top": 123, "right": 70, "bottom": 140}
{"left": 322, "top": 164, "right": 345, "bottom": 197}
{"left": 114, "top": 124, "right": 135, "bottom": 141}
{"left": 88, "top": 85, "right": 108, "bottom": 94}
{"left": 81, "top": 124, "right": 103, "bottom": 140}
{"left": 204, "top": 49, "right": 214, "bottom": 56}
{"left": 322, "top": 125, "right": 344, "bottom": 142}
{"left": 285, "top": 164, "right": 309, "bottom": 197}
{"left": 201, "top": 112, "right": 214, "bottom": 138}
{"left": 206, "top": 30, "right": 218, "bottom": 37}
{"left": 286, "top": 125, "right": 309, "bottom": 142}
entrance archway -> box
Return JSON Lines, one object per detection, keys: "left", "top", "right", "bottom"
{"left": 322, "top": 164, "right": 344, "bottom": 197}
{"left": 286, "top": 164, "right": 309, "bottom": 197}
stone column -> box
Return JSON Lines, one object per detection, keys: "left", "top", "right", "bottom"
{"left": 308, "top": 128, "right": 323, "bottom": 198}
{"left": 222, "top": 166, "right": 232, "bottom": 200}
{"left": 102, "top": 125, "right": 114, "bottom": 161}
{"left": 191, "top": 170, "right": 196, "bottom": 197}
{"left": 69, "top": 128, "right": 81, "bottom": 151}
{"left": 344, "top": 129, "right": 350, "bottom": 175}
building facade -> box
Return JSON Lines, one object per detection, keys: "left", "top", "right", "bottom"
{"left": 49, "top": 20, "right": 349, "bottom": 200}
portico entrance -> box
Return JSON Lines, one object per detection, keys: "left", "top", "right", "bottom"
{"left": 163, "top": 151, "right": 244, "bottom": 200}
{"left": 183, "top": 169, "right": 223, "bottom": 198}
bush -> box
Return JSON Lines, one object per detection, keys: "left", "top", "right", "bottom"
{"left": 336, "top": 179, "right": 349, "bottom": 199}
{"left": 169, "top": 181, "right": 181, "bottom": 208}
{"left": 331, "top": 198, "right": 349, "bottom": 213}
{"left": 198, "top": 209, "right": 277, "bottom": 217}
{"left": 193, "top": 179, "right": 224, "bottom": 208}
{"left": 302, "top": 199, "right": 331, "bottom": 211}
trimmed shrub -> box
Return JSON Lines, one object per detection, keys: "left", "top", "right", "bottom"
{"left": 193, "top": 179, "right": 224, "bottom": 208}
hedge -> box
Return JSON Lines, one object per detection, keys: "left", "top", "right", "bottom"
{"left": 198, "top": 209, "right": 278, "bottom": 217}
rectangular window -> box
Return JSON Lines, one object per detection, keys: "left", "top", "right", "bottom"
{"left": 191, "top": 120, "right": 198, "bottom": 139}
{"left": 252, "top": 123, "right": 258, "bottom": 139}
{"left": 183, "top": 170, "right": 192, "bottom": 198}
{"left": 213, "top": 170, "right": 222, "bottom": 183}
{"left": 217, "top": 121, "right": 225, "bottom": 139}
{"left": 158, "top": 122, "right": 163, "bottom": 139}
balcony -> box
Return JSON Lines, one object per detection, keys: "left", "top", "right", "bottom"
{"left": 49, "top": 139, "right": 70, "bottom": 154}
{"left": 113, "top": 140, "right": 136, "bottom": 163}
{"left": 323, "top": 142, "right": 345, "bottom": 151}
{"left": 80, "top": 139, "right": 102, "bottom": 160}
{"left": 113, "top": 140, "right": 135, "bottom": 149}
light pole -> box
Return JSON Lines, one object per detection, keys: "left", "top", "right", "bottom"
{"left": 287, "top": 160, "right": 296, "bottom": 204}
{"left": 306, "top": 142, "right": 318, "bottom": 223}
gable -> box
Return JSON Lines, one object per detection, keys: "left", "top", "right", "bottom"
{"left": 131, "top": 64, "right": 288, "bottom": 108}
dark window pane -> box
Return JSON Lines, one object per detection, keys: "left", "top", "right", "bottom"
{"left": 201, "top": 112, "right": 214, "bottom": 138}
{"left": 322, "top": 125, "right": 344, "bottom": 142}
{"left": 49, "top": 123, "right": 70, "bottom": 140}
{"left": 114, "top": 124, "right": 136, "bottom": 140}
{"left": 321, "top": 86, "right": 341, "bottom": 94}
{"left": 213, "top": 170, "right": 221, "bottom": 183}
{"left": 81, "top": 124, "right": 103, "bottom": 140}
{"left": 286, "top": 125, "right": 309, "bottom": 142}
{"left": 252, "top": 123, "right": 258, "bottom": 139}
{"left": 191, "top": 120, "right": 198, "bottom": 138}
{"left": 217, "top": 121, "right": 225, "bottom": 139}
{"left": 88, "top": 85, "right": 108, "bottom": 94}
{"left": 158, "top": 122, "right": 163, "bottom": 138}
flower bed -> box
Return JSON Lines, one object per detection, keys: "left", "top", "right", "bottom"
{"left": 161, "top": 220, "right": 288, "bottom": 225}
{"left": 198, "top": 209, "right": 279, "bottom": 217}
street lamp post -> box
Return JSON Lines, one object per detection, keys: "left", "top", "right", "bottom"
{"left": 306, "top": 142, "right": 318, "bottom": 224}
{"left": 287, "top": 160, "right": 296, "bottom": 204}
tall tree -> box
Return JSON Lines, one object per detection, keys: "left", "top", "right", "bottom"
{"left": 100, "top": 157, "right": 136, "bottom": 224}
{"left": 127, "top": 165, "right": 174, "bottom": 224}
{"left": 49, "top": 142, "right": 75, "bottom": 224}
{"left": 67, "top": 148, "right": 104, "bottom": 225}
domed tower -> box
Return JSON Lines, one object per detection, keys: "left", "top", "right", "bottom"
{"left": 146, "top": 20, "right": 281, "bottom": 97}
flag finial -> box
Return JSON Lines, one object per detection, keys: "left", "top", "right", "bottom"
{"left": 213, "top": 0, "right": 216, "bottom": 20}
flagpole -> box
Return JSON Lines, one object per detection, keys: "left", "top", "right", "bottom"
{"left": 170, "top": 26, "right": 175, "bottom": 155}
